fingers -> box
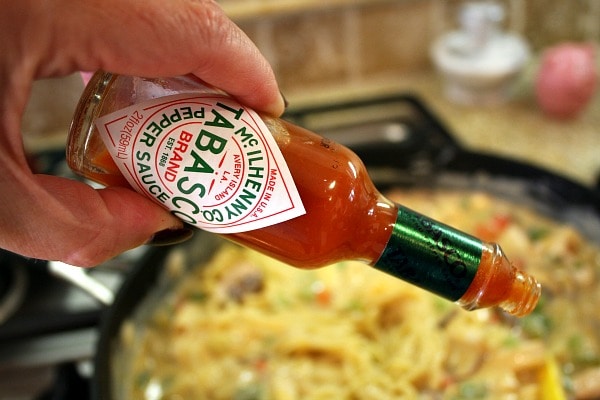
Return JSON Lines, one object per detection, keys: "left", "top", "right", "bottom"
{"left": 45, "top": 0, "right": 285, "bottom": 116}
{"left": 0, "top": 173, "right": 186, "bottom": 267}
{"left": 0, "top": 0, "right": 283, "bottom": 264}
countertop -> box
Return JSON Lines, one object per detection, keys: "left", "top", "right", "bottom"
{"left": 288, "top": 69, "right": 600, "bottom": 189}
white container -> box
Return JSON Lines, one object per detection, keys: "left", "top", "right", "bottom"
{"left": 431, "top": 1, "right": 529, "bottom": 106}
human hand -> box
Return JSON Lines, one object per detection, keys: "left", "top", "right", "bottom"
{"left": 0, "top": 0, "right": 284, "bottom": 266}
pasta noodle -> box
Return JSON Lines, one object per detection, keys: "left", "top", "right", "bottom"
{"left": 114, "top": 189, "right": 600, "bottom": 399}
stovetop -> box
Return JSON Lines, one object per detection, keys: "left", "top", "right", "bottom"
{"left": 0, "top": 151, "right": 149, "bottom": 399}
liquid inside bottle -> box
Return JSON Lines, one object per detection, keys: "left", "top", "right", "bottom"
{"left": 67, "top": 72, "right": 541, "bottom": 317}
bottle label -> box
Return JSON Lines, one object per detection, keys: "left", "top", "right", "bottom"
{"left": 374, "top": 205, "right": 482, "bottom": 301}
{"left": 95, "top": 93, "right": 305, "bottom": 234}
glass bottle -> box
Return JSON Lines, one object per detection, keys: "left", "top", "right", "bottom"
{"left": 67, "top": 72, "right": 541, "bottom": 317}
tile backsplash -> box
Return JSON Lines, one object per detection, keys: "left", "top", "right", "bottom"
{"left": 220, "top": 0, "right": 600, "bottom": 97}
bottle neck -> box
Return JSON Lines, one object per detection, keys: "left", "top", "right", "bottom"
{"left": 374, "top": 204, "right": 483, "bottom": 301}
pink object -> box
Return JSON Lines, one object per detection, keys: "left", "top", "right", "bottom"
{"left": 80, "top": 72, "right": 94, "bottom": 86}
{"left": 535, "top": 43, "right": 597, "bottom": 119}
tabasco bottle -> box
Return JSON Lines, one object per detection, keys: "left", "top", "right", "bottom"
{"left": 67, "top": 72, "right": 541, "bottom": 317}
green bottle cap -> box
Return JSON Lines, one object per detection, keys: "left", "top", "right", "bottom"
{"left": 374, "top": 205, "right": 482, "bottom": 301}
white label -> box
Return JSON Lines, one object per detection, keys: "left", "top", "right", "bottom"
{"left": 95, "top": 93, "right": 305, "bottom": 233}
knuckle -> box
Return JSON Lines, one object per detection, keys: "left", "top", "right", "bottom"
{"left": 60, "top": 225, "right": 119, "bottom": 268}
{"left": 188, "top": 2, "right": 243, "bottom": 54}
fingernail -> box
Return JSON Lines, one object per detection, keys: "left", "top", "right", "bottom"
{"left": 280, "top": 91, "right": 289, "bottom": 109}
{"left": 146, "top": 226, "right": 194, "bottom": 246}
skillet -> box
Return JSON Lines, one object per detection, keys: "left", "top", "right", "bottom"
{"left": 92, "top": 94, "right": 600, "bottom": 399}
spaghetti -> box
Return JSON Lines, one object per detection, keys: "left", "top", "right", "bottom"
{"left": 115, "top": 189, "right": 600, "bottom": 399}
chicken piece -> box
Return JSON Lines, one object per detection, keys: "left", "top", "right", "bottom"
{"left": 218, "top": 262, "right": 264, "bottom": 303}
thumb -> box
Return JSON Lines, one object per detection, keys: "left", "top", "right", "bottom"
{"left": 2, "top": 173, "right": 189, "bottom": 267}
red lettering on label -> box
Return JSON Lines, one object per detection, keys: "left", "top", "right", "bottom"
{"left": 165, "top": 131, "right": 194, "bottom": 182}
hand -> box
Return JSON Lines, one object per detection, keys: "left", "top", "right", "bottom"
{"left": 0, "top": 0, "right": 284, "bottom": 266}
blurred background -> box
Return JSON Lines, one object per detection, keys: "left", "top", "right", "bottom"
{"left": 23, "top": 0, "right": 600, "bottom": 185}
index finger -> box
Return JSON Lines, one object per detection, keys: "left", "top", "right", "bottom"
{"left": 41, "top": 0, "right": 285, "bottom": 116}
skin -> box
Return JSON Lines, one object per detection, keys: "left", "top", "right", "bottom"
{"left": 0, "top": 0, "right": 285, "bottom": 267}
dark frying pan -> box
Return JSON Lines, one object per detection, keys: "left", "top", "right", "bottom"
{"left": 92, "top": 94, "right": 600, "bottom": 399}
